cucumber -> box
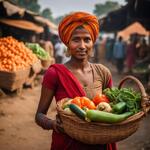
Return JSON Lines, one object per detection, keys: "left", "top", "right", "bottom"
{"left": 112, "top": 102, "right": 126, "bottom": 114}
{"left": 62, "top": 98, "right": 72, "bottom": 109}
{"left": 69, "top": 104, "right": 86, "bottom": 120}
{"left": 86, "top": 110, "right": 133, "bottom": 123}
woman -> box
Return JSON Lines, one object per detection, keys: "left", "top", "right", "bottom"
{"left": 35, "top": 11, "right": 117, "bottom": 150}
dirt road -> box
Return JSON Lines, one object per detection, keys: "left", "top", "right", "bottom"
{"left": 0, "top": 62, "right": 150, "bottom": 150}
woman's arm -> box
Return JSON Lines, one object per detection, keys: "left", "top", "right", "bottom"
{"left": 35, "top": 86, "right": 60, "bottom": 132}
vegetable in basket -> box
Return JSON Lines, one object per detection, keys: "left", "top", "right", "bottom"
{"left": 71, "top": 97, "right": 82, "bottom": 107}
{"left": 92, "top": 94, "right": 109, "bottom": 105}
{"left": 62, "top": 98, "right": 72, "bottom": 109}
{"left": 71, "top": 96, "right": 96, "bottom": 109}
{"left": 112, "top": 102, "right": 126, "bottom": 114}
{"left": 96, "top": 102, "right": 112, "bottom": 112}
{"left": 80, "top": 97, "right": 96, "bottom": 109}
{"left": 86, "top": 110, "right": 133, "bottom": 123}
{"left": 103, "top": 87, "right": 141, "bottom": 114}
{"left": 69, "top": 104, "right": 86, "bottom": 120}
{"left": 63, "top": 107, "right": 73, "bottom": 114}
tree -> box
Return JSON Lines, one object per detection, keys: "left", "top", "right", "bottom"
{"left": 41, "top": 8, "right": 53, "bottom": 22}
{"left": 10, "top": 0, "right": 40, "bottom": 13}
{"left": 10, "top": 0, "right": 54, "bottom": 21}
{"left": 54, "top": 15, "right": 64, "bottom": 25}
{"left": 93, "top": 1, "right": 120, "bottom": 17}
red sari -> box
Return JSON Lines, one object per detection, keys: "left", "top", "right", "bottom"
{"left": 42, "top": 64, "right": 117, "bottom": 150}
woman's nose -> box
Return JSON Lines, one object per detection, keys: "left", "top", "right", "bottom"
{"left": 79, "top": 40, "right": 86, "bottom": 49}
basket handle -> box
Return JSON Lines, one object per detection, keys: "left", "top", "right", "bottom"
{"left": 118, "top": 75, "right": 150, "bottom": 114}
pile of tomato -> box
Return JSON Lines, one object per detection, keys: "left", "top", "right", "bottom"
{"left": 67, "top": 94, "right": 109, "bottom": 109}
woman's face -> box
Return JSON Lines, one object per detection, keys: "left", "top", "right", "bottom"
{"left": 68, "top": 27, "right": 93, "bottom": 60}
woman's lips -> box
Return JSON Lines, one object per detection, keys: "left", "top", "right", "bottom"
{"left": 77, "top": 50, "right": 87, "bottom": 54}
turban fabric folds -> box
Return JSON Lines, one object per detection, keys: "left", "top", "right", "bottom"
{"left": 58, "top": 12, "right": 99, "bottom": 46}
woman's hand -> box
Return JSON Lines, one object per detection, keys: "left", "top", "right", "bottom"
{"left": 51, "top": 115, "right": 64, "bottom": 133}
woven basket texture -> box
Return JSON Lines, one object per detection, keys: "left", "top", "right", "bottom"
{"left": 0, "top": 67, "right": 30, "bottom": 91}
{"left": 56, "top": 75, "right": 150, "bottom": 144}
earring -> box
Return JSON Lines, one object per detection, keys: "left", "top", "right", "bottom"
{"left": 65, "top": 48, "right": 71, "bottom": 57}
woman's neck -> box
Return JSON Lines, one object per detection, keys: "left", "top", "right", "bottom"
{"left": 65, "top": 58, "right": 90, "bottom": 71}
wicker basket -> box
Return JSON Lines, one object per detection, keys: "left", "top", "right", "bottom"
{"left": 0, "top": 67, "right": 30, "bottom": 91}
{"left": 56, "top": 75, "right": 150, "bottom": 144}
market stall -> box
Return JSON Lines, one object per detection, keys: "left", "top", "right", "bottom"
{"left": 117, "top": 22, "right": 149, "bottom": 41}
{"left": 99, "top": 0, "right": 150, "bottom": 32}
{"left": 99, "top": 0, "right": 150, "bottom": 91}
{"left": 0, "top": 18, "right": 44, "bottom": 41}
{"left": 0, "top": 1, "right": 57, "bottom": 94}
{"left": 0, "top": 0, "right": 58, "bottom": 38}
{"left": 0, "top": 36, "right": 42, "bottom": 94}
{"left": 0, "top": 19, "right": 43, "bottom": 33}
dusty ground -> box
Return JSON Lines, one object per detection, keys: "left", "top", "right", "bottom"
{"left": 0, "top": 62, "right": 150, "bottom": 150}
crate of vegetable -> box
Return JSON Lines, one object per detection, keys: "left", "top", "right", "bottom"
{"left": 57, "top": 75, "right": 150, "bottom": 144}
{"left": 26, "top": 43, "right": 54, "bottom": 69}
{"left": 0, "top": 36, "right": 38, "bottom": 91}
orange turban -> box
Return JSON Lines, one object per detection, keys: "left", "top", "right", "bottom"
{"left": 58, "top": 11, "right": 99, "bottom": 46}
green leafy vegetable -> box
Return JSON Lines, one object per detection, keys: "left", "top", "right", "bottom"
{"left": 26, "top": 43, "right": 50, "bottom": 60}
{"left": 103, "top": 87, "right": 141, "bottom": 114}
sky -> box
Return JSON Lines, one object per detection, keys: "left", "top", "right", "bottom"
{"left": 38, "top": 0, "right": 126, "bottom": 18}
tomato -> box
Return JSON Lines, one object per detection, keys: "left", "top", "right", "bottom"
{"left": 92, "top": 94, "right": 109, "bottom": 106}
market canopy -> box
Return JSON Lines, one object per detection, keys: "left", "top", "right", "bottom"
{"left": 0, "top": 0, "right": 38, "bottom": 17}
{"left": 117, "top": 22, "right": 149, "bottom": 40}
{"left": 34, "top": 16, "right": 57, "bottom": 30}
{"left": 99, "top": 5, "right": 128, "bottom": 32}
{"left": 0, "top": 19, "right": 44, "bottom": 33}
{"left": 0, "top": 0, "right": 57, "bottom": 34}
{"left": 1, "top": 0, "right": 25, "bottom": 17}
{"left": 99, "top": 0, "right": 150, "bottom": 32}
{"left": 34, "top": 16, "right": 58, "bottom": 35}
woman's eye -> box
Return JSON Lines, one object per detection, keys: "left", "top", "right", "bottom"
{"left": 72, "top": 38, "right": 79, "bottom": 42}
{"left": 71, "top": 37, "right": 91, "bottom": 43}
{"left": 84, "top": 38, "right": 91, "bottom": 43}
{"left": 74, "top": 39, "right": 79, "bottom": 42}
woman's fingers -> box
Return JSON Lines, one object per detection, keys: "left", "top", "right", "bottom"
{"left": 51, "top": 120, "right": 60, "bottom": 133}
{"left": 57, "top": 124, "right": 65, "bottom": 133}
{"left": 51, "top": 119, "right": 64, "bottom": 133}
{"left": 56, "top": 114, "right": 62, "bottom": 124}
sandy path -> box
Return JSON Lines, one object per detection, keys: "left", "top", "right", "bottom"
{"left": 0, "top": 84, "right": 56, "bottom": 150}
{"left": 0, "top": 62, "right": 150, "bottom": 150}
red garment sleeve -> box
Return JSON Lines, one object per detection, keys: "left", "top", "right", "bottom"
{"left": 42, "top": 67, "right": 58, "bottom": 90}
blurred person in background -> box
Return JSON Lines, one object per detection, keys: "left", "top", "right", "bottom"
{"left": 125, "top": 37, "right": 137, "bottom": 73}
{"left": 134, "top": 38, "right": 150, "bottom": 84}
{"left": 93, "top": 37, "right": 100, "bottom": 63}
{"left": 113, "top": 36, "right": 126, "bottom": 74}
{"left": 137, "top": 38, "right": 149, "bottom": 63}
{"left": 54, "top": 37, "right": 71, "bottom": 64}
{"left": 54, "top": 38, "right": 65, "bottom": 63}
{"left": 105, "top": 37, "right": 115, "bottom": 63}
